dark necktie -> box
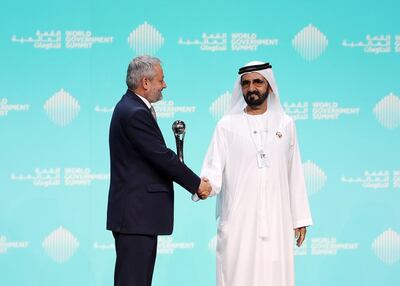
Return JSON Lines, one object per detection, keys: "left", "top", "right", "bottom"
{"left": 150, "top": 105, "right": 157, "bottom": 121}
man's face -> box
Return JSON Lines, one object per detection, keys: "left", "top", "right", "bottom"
{"left": 146, "top": 64, "right": 167, "bottom": 103}
{"left": 240, "top": 72, "right": 270, "bottom": 107}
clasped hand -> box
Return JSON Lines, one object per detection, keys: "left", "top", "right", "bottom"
{"left": 197, "top": 177, "right": 212, "bottom": 199}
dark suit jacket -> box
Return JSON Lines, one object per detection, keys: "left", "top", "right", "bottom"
{"left": 107, "top": 90, "right": 201, "bottom": 235}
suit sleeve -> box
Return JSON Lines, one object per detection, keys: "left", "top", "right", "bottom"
{"left": 125, "top": 109, "right": 201, "bottom": 194}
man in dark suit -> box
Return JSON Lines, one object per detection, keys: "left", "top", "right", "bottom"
{"left": 107, "top": 55, "right": 211, "bottom": 286}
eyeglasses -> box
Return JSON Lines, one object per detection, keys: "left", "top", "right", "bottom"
{"left": 240, "top": 79, "right": 266, "bottom": 89}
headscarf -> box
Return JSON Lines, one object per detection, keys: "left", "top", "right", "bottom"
{"left": 229, "top": 61, "right": 284, "bottom": 115}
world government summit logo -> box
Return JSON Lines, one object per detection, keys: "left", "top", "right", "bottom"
{"left": 127, "top": 22, "right": 164, "bottom": 55}
{"left": 292, "top": 24, "right": 328, "bottom": 61}
{"left": 42, "top": 226, "right": 79, "bottom": 263}
{"left": 43, "top": 89, "right": 80, "bottom": 127}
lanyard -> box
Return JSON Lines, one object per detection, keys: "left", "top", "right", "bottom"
{"left": 244, "top": 110, "right": 268, "bottom": 151}
{"left": 244, "top": 110, "right": 269, "bottom": 168}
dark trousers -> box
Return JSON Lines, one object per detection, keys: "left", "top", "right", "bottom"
{"left": 113, "top": 232, "right": 158, "bottom": 286}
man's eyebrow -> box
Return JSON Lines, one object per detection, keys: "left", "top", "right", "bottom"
{"left": 241, "top": 79, "right": 264, "bottom": 83}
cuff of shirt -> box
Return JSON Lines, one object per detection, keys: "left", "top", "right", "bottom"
{"left": 293, "top": 218, "right": 313, "bottom": 229}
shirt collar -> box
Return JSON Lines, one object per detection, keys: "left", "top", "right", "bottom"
{"left": 135, "top": 92, "right": 152, "bottom": 109}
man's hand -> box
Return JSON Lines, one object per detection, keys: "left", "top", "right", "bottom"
{"left": 295, "top": 227, "right": 307, "bottom": 247}
{"left": 197, "top": 177, "right": 212, "bottom": 200}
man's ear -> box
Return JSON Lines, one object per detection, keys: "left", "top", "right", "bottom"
{"left": 142, "top": 77, "right": 149, "bottom": 91}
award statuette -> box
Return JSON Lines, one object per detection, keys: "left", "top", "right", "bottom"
{"left": 172, "top": 120, "right": 186, "bottom": 162}
{"left": 172, "top": 120, "right": 199, "bottom": 202}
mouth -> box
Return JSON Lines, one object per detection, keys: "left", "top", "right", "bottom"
{"left": 246, "top": 94, "right": 260, "bottom": 100}
{"left": 246, "top": 91, "right": 260, "bottom": 96}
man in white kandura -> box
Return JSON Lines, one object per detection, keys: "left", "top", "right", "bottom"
{"left": 200, "top": 61, "right": 313, "bottom": 286}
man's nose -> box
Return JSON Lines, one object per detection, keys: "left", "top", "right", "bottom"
{"left": 248, "top": 82, "right": 256, "bottom": 91}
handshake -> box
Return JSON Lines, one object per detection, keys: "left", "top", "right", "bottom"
{"left": 197, "top": 177, "right": 212, "bottom": 200}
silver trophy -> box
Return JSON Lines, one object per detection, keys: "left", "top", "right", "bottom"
{"left": 172, "top": 120, "right": 186, "bottom": 162}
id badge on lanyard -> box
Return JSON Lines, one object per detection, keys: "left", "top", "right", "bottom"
{"left": 257, "top": 149, "right": 268, "bottom": 168}
{"left": 245, "top": 112, "right": 269, "bottom": 169}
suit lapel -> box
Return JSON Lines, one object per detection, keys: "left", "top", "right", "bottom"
{"left": 126, "top": 91, "right": 165, "bottom": 144}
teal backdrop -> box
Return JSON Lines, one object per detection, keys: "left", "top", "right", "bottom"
{"left": 1, "top": 0, "right": 399, "bottom": 285}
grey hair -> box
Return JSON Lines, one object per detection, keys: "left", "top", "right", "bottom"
{"left": 126, "top": 55, "right": 161, "bottom": 90}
